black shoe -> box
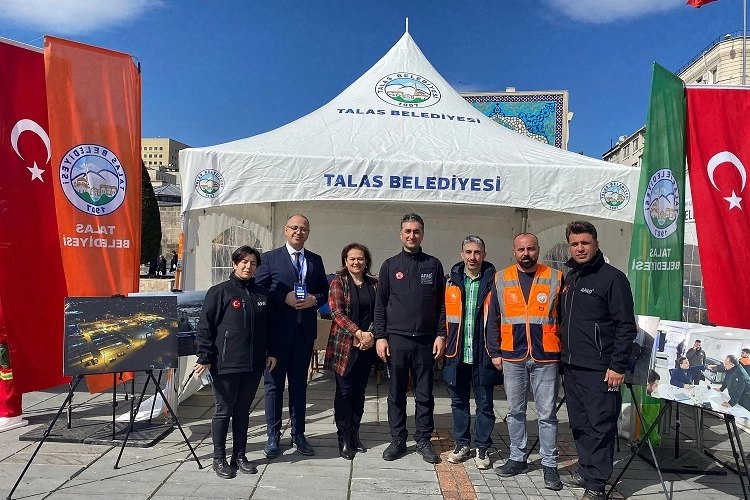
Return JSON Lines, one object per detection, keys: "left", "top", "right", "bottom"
{"left": 263, "top": 436, "right": 280, "bottom": 459}
{"left": 230, "top": 454, "right": 257, "bottom": 474}
{"left": 212, "top": 457, "right": 235, "bottom": 479}
{"left": 338, "top": 435, "right": 355, "bottom": 460}
{"left": 382, "top": 438, "right": 407, "bottom": 461}
{"left": 415, "top": 439, "right": 440, "bottom": 464}
{"left": 495, "top": 459, "right": 528, "bottom": 477}
{"left": 291, "top": 434, "right": 314, "bottom": 456}
{"left": 581, "top": 489, "right": 606, "bottom": 500}
{"left": 543, "top": 466, "right": 563, "bottom": 491}
{"left": 560, "top": 470, "right": 586, "bottom": 489}
{"left": 350, "top": 431, "right": 366, "bottom": 452}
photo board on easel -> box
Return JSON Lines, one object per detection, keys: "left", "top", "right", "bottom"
{"left": 64, "top": 296, "right": 178, "bottom": 376}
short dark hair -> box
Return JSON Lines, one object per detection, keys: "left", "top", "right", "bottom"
{"left": 648, "top": 369, "right": 660, "bottom": 384}
{"left": 727, "top": 355, "right": 739, "bottom": 366}
{"left": 742, "top": 348, "right": 750, "bottom": 355}
{"left": 401, "top": 213, "right": 424, "bottom": 231}
{"left": 694, "top": 339, "right": 702, "bottom": 344}
{"left": 462, "top": 235, "right": 485, "bottom": 251}
{"left": 565, "top": 221, "right": 597, "bottom": 242}
{"left": 677, "top": 356, "right": 688, "bottom": 365}
{"left": 337, "top": 242, "right": 373, "bottom": 277}
{"left": 232, "top": 245, "right": 261, "bottom": 266}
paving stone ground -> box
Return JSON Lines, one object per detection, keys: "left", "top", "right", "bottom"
{"left": 1, "top": 369, "right": 748, "bottom": 499}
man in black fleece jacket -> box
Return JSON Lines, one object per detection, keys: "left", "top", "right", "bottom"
{"left": 558, "top": 221, "right": 636, "bottom": 500}
{"left": 375, "top": 213, "right": 446, "bottom": 464}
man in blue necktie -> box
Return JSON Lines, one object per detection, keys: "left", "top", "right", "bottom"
{"left": 255, "top": 214, "right": 329, "bottom": 458}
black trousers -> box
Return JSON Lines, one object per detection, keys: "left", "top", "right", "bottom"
{"left": 264, "top": 325, "right": 314, "bottom": 437}
{"left": 562, "top": 363, "right": 621, "bottom": 493}
{"left": 387, "top": 334, "right": 435, "bottom": 442}
{"left": 334, "top": 347, "right": 375, "bottom": 437}
{"left": 211, "top": 369, "right": 264, "bottom": 459}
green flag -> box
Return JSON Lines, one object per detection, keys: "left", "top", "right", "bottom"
{"left": 627, "top": 63, "right": 685, "bottom": 320}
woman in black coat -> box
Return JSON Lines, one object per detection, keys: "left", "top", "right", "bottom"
{"left": 194, "top": 246, "right": 277, "bottom": 479}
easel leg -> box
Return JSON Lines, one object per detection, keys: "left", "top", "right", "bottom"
{"left": 7, "top": 375, "right": 84, "bottom": 500}
{"left": 726, "top": 415, "right": 750, "bottom": 500}
{"left": 114, "top": 372, "right": 152, "bottom": 469}
{"left": 146, "top": 370, "right": 202, "bottom": 469}
{"left": 149, "top": 370, "right": 163, "bottom": 425}
{"left": 607, "top": 385, "right": 671, "bottom": 500}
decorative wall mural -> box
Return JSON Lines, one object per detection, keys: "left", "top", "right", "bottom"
{"left": 463, "top": 92, "right": 567, "bottom": 149}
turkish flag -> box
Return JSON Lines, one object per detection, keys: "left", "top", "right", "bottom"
{"left": 687, "top": 87, "right": 750, "bottom": 328}
{"left": 0, "top": 39, "right": 70, "bottom": 393}
{"left": 687, "top": 0, "right": 719, "bottom": 7}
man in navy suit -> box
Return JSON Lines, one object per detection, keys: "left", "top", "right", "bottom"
{"left": 255, "top": 214, "right": 329, "bottom": 458}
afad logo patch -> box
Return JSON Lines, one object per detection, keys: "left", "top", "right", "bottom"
{"left": 59, "top": 144, "right": 126, "bottom": 215}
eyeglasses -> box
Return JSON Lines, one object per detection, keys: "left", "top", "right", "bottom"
{"left": 285, "top": 225, "right": 309, "bottom": 233}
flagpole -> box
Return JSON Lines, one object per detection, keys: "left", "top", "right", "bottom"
{"left": 743, "top": 0, "right": 747, "bottom": 85}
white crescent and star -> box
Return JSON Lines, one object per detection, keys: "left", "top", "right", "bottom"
{"left": 706, "top": 151, "right": 747, "bottom": 210}
{"left": 9, "top": 119, "right": 51, "bottom": 182}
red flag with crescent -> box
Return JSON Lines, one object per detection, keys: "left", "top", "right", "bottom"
{"left": 0, "top": 38, "right": 70, "bottom": 392}
{"left": 686, "top": 87, "right": 750, "bottom": 328}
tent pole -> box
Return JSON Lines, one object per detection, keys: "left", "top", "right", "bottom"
{"left": 270, "top": 202, "right": 277, "bottom": 250}
{"left": 516, "top": 208, "right": 529, "bottom": 233}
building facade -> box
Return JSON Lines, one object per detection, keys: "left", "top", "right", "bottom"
{"left": 142, "top": 137, "right": 190, "bottom": 186}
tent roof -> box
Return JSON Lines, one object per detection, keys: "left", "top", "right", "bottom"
{"left": 180, "top": 32, "right": 638, "bottom": 222}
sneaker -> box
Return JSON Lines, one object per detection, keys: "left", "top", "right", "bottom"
{"left": 446, "top": 444, "right": 470, "bottom": 464}
{"left": 582, "top": 489, "right": 606, "bottom": 500}
{"left": 560, "top": 470, "right": 586, "bottom": 489}
{"left": 495, "top": 458, "right": 528, "bottom": 477}
{"left": 263, "top": 435, "right": 280, "bottom": 459}
{"left": 416, "top": 439, "right": 440, "bottom": 464}
{"left": 382, "top": 437, "right": 407, "bottom": 461}
{"left": 212, "top": 457, "right": 235, "bottom": 479}
{"left": 474, "top": 448, "right": 491, "bottom": 470}
{"left": 543, "top": 466, "right": 563, "bottom": 491}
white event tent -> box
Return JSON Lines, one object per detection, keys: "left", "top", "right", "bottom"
{"left": 180, "top": 31, "right": 639, "bottom": 290}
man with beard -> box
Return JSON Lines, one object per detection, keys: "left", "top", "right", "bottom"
{"left": 558, "top": 221, "right": 636, "bottom": 500}
{"left": 443, "top": 236, "right": 500, "bottom": 470}
{"left": 487, "top": 233, "right": 564, "bottom": 491}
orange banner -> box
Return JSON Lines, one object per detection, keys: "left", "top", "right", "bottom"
{"left": 45, "top": 37, "right": 142, "bottom": 392}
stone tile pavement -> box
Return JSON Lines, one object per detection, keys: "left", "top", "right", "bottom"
{"left": 0, "top": 369, "right": 748, "bottom": 499}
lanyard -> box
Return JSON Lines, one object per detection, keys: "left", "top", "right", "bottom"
{"left": 293, "top": 252, "right": 305, "bottom": 282}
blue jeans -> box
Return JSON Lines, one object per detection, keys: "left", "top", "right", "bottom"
{"left": 503, "top": 358, "right": 559, "bottom": 467}
{"left": 446, "top": 362, "right": 495, "bottom": 449}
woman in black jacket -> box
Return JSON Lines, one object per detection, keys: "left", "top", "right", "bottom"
{"left": 194, "top": 246, "right": 277, "bottom": 479}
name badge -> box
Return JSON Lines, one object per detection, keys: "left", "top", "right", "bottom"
{"left": 294, "top": 282, "right": 307, "bottom": 300}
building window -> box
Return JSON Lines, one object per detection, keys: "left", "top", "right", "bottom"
{"left": 160, "top": 147, "right": 163, "bottom": 150}
{"left": 633, "top": 138, "right": 639, "bottom": 150}
{"left": 624, "top": 145, "right": 630, "bottom": 158}
{"left": 710, "top": 68, "right": 717, "bottom": 84}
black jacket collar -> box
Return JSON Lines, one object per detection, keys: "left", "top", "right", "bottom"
{"left": 229, "top": 272, "right": 255, "bottom": 288}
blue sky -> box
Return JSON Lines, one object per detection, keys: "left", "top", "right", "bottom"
{"left": 0, "top": 0, "right": 742, "bottom": 157}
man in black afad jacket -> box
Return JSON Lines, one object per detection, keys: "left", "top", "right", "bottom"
{"left": 558, "top": 221, "right": 636, "bottom": 500}
{"left": 375, "top": 213, "right": 446, "bottom": 464}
